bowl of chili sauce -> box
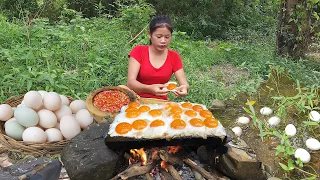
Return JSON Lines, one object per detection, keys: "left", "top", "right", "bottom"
{"left": 86, "top": 86, "right": 138, "bottom": 122}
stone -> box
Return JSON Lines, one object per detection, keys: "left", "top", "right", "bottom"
{"left": 215, "top": 143, "right": 267, "bottom": 180}
{"left": 209, "top": 100, "right": 226, "bottom": 110}
{"left": 61, "top": 123, "right": 120, "bottom": 180}
{"left": 0, "top": 157, "right": 61, "bottom": 180}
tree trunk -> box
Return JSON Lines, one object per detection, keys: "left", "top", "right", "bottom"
{"left": 276, "top": 0, "right": 312, "bottom": 58}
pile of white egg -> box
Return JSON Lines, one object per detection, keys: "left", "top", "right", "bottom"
{"left": 0, "top": 90, "right": 94, "bottom": 143}
{"left": 231, "top": 105, "right": 320, "bottom": 164}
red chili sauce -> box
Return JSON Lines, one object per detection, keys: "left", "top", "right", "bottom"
{"left": 93, "top": 90, "right": 130, "bottom": 112}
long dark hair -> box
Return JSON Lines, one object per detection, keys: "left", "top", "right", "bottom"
{"left": 149, "top": 16, "right": 173, "bottom": 44}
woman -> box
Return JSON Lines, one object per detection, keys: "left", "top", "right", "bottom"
{"left": 125, "top": 15, "right": 189, "bottom": 100}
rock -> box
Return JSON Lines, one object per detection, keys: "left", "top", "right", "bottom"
{"left": 61, "top": 123, "right": 120, "bottom": 180}
{"left": 215, "top": 143, "right": 267, "bottom": 180}
{"left": 0, "top": 157, "right": 61, "bottom": 180}
{"left": 209, "top": 100, "right": 226, "bottom": 110}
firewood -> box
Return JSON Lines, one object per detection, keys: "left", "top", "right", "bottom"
{"left": 145, "top": 173, "right": 153, "bottom": 180}
{"left": 110, "top": 162, "right": 155, "bottom": 180}
{"left": 167, "top": 164, "right": 183, "bottom": 180}
{"left": 159, "top": 150, "right": 183, "bottom": 166}
{"left": 160, "top": 168, "right": 175, "bottom": 180}
{"left": 183, "top": 158, "right": 222, "bottom": 180}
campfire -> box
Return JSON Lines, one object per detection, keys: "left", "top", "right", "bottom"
{"left": 110, "top": 144, "right": 227, "bottom": 180}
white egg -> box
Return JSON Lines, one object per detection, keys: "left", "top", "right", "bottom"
{"left": 54, "top": 122, "right": 60, "bottom": 130}
{"left": 38, "top": 109, "right": 57, "bottom": 129}
{"left": 309, "top": 111, "right": 320, "bottom": 122}
{"left": 4, "top": 118, "right": 17, "bottom": 128}
{"left": 12, "top": 107, "right": 17, "bottom": 113}
{"left": 0, "top": 104, "right": 13, "bottom": 121}
{"left": 306, "top": 138, "right": 320, "bottom": 151}
{"left": 14, "top": 106, "right": 39, "bottom": 127}
{"left": 43, "top": 92, "right": 61, "bottom": 111}
{"left": 5, "top": 121, "right": 26, "bottom": 140}
{"left": 69, "top": 100, "right": 86, "bottom": 114}
{"left": 268, "top": 116, "right": 281, "bottom": 126}
{"left": 237, "top": 116, "right": 250, "bottom": 124}
{"left": 294, "top": 148, "right": 311, "bottom": 163}
{"left": 60, "top": 115, "right": 81, "bottom": 140}
{"left": 260, "top": 107, "right": 273, "bottom": 116}
{"left": 285, "top": 124, "right": 296, "bottom": 137}
{"left": 54, "top": 105, "right": 72, "bottom": 121}
{"left": 45, "top": 128, "right": 63, "bottom": 142}
{"left": 38, "top": 90, "right": 49, "bottom": 99}
{"left": 60, "top": 95, "right": 70, "bottom": 105}
{"left": 23, "top": 91, "right": 43, "bottom": 110}
{"left": 75, "top": 109, "right": 94, "bottom": 129}
{"left": 232, "top": 126, "right": 242, "bottom": 137}
{"left": 22, "top": 127, "right": 47, "bottom": 143}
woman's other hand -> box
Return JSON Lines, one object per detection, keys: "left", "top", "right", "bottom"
{"left": 149, "top": 84, "right": 169, "bottom": 96}
{"left": 173, "top": 84, "right": 189, "bottom": 97}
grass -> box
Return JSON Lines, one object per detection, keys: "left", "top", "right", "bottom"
{"left": 0, "top": 13, "right": 319, "bottom": 108}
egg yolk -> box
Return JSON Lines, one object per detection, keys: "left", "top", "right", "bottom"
{"left": 115, "top": 122, "right": 132, "bottom": 134}
{"left": 184, "top": 110, "right": 197, "bottom": 117}
{"left": 132, "top": 119, "right": 148, "bottom": 130}
{"left": 181, "top": 102, "right": 193, "bottom": 108}
{"left": 128, "top": 101, "right": 140, "bottom": 108}
{"left": 164, "top": 103, "right": 179, "bottom": 110}
{"left": 150, "top": 119, "right": 165, "bottom": 127}
{"left": 138, "top": 105, "right": 151, "bottom": 113}
{"left": 170, "top": 119, "right": 186, "bottom": 129}
{"left": 192, "top": 105, "right": 204, "bottom": 112}
{"left": 167, "top": 83, "right": 177, "bottom": 90}
{"left": 190, "top": 118, "right": 204, "bottom": 127}
{"left": 170, "top": 107, "right": 183, "bottom": 114}
{"left": 169, "top": 113, "right": 181, "bottom": 119}
{"left": 148, "top": 109, "right": 162, "bottom": 117}
{"left": 125, "top": 107, "right": 138, "bottom": 112}
{"left": 200, "top": 110, "right": 213, "bottom": 118}
{"left": 126, "top": 111, "right": 140, "bottom": 118}
{"left": 204, "top": 117, "right": 219, "bottom": 128}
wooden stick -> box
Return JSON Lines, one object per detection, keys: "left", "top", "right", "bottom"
{"left": 183, "top": 158, "right": 219, "bottom": 180}
{"left": 128, "top": 24, "right": 149, "bottom": 44}
{"left": 160, "top": 168, "right": 175, "bottom": 180}
{"left": 145, "top": 173, "right": 153, "bottom": 180}
{"left": 110, "top": 162, "right": 155, "bottom": 180}
{"left": 167, "top": 164, "right": 183, "bottom": 180}
{"left": 159, "top": 150, "right": 183, "bottom": 166}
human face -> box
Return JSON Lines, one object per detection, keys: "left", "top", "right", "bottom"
{"left": 149, "top": 27, "right": 172, "bottom": 52}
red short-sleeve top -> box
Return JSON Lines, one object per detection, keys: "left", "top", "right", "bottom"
{"left": 128, "top": 45, "right": 183, "bottom": 100}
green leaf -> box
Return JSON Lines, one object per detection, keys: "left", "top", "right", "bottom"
{"left": 303, "top": 121, "right": 319, "bottom": 126}
{"left": 279, "top": 162, "right": 290, "bottom": 171}
{"left": 276, "top": 145, "right": 286, "bottom": 153}
{"left": 286, "top": 147, "right": 294, "bottom": 155}
{"left": 273, "top": 131, "right": 282, "bottom": 139}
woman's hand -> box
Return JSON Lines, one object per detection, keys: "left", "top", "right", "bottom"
{"left": 149, "top": 84, "right": 169, "bottom": 96}
{"left": 173, "top": 84, "right": 189, "bottom": 97}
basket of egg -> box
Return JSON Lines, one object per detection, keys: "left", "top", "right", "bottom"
{"left": 0, "top": 91, "right": 95, "bottom": 156}
{"left": 86, "top": 86, "right": 140, "bottom": 123}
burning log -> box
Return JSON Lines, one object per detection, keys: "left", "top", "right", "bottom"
{"left": 110, "top": 162, "right": 155, "bottom": 180}
{"left": 183, "top": 158, "right": 223, "bottom": 180}
{"left": 159, "top": 150, "right": 183, "bottom": 166}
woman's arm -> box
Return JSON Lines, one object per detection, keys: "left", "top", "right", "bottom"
{"left": 127, "top": 56, "right": 168, "bottom": 96}
{"left": 173, "top": 68, "right": 189, "bottom": 97}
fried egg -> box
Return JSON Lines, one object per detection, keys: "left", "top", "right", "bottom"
{"left": 163, "top": 81, "right": 178, "bottom": 91}
{"left": 108, "top": 101, "right": 226, "bottom": 140}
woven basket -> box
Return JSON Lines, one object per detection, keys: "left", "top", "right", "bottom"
{"left": 0, "top": 95, "right": 74, "bottom": 156}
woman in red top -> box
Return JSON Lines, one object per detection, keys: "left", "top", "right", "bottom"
{"left": 125, "top": 15, "right": 189, "bottom": 100}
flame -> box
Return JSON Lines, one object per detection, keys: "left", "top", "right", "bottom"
{"left": 160, "top": 160, "right": 168, "bottom": 171}
{"left": 168, "top": 146, "right": 182, "bottom": 154}
{"left": 130, "top": 148, "right": 147, "bottom": 165}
